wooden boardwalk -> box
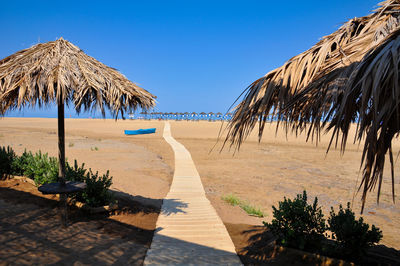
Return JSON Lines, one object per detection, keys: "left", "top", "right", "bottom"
{"left": 144, "top": 122, "right": 242, "bottom": 265}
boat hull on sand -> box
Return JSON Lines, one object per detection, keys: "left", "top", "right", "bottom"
{"left": 124, "top": 128, "right": 156, "bottom": 135}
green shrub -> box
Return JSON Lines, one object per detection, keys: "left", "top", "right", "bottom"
{"left": 11, "top": 149, "right": 32, "bottom": 176}
{"left": 11, "top": 150, "right": 59, "bottom": 182}
{"left": 73, "top": 169, "right": 113, "bottom": 207}
{"left": 65, "top": 160, "right": 87, "bottom": 182}
{"left": 66, "top": 161, "right": 114, "bottom": 207}
{"left": 0, "top": 146, "right": 16, "bottom": 178}
{"left": 0, "top": 146, "right": 114, "bottom": 208}
{"left": 328, "top": 203, "right": 383, "bottom": 258}
{"left": 265, "top": 191, "right": 326, "bottom": 250}
{"left": 22, "top": 151, "right": 58, "bottom": 185}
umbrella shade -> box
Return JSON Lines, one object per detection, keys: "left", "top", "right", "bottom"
{"left": 226, "top": 0, "right": 400, "bottom": 212}
{"left": 0, "top": 38, "right": 156, "bottom": 185}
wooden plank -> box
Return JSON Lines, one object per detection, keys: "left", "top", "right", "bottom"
{"left": 144, "top": 122, "right": 241, "bottom": 265}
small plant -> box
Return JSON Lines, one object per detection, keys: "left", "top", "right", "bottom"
{"left": 328, "top": 202, "right": 383, "bottom": 258}
{"left": 22, "top": 151, "right": 58, "bottom": 185}
{"left": 241, "top": 203, "right": 265, "bottom": 217}
{"left": 0, "top": 145, "right": 114, "bottom": 208}
{"left": 65, "top": 160, "right": 87, "bottom": 182}
{"left": 68, "top": 143, "right": 74, "bottom": 147}
{"left": 91, "top": 146, "right": 99, "bottom": 151}
{"left": 265, "top": 191, "right": 325, "bottom": 250}
{"left": 11, "top": 149, "right": 30, "bottom": 176}
{"left": 73, "top": 169, "right": 113, "bottom": 207}
{"left": 222, "top": 194, "right": 241, "bottom": 206}
{"left": 222, "top": 194, "right": 265, "bottom": 217}
{"left": 0, "top": 146, "right": 16, "bottom": 178}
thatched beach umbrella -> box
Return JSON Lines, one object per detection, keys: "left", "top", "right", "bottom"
{"left": 226, "top": 0, "right": 400, "bottom": 211}
{"left": 0, "top": 38, "right": 156, "bottom": 194}
{"left": 328, "top": 28, "right": 400, "bottom": 211}
{"left": 190, "top": 112, "right": 197, "bottom": 121}
{"left": 177, "top": 112, "right": 183, "bottom": 120}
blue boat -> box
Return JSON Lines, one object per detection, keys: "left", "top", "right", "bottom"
{"left": 124, "top": 128, "right": 156, "bottom": 135}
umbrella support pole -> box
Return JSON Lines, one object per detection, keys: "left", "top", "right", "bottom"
{"left": 60, "top": 194, "right": 68, "bottom": 227}
{"left": 58, "top": 101, "right": 66, "bottom": 185}
{"left": 58, "top": 101, "right": 67, "bottom": 227}
{"left": 40, "top": 101, "right": 86, "bottom": 226}
{"left": 38, "top": 182, "right": 86, "bottom": 227}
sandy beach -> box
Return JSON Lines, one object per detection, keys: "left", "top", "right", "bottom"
{"left": 0, "top": 118, "right": 174, "bottom": 208}
{"left": 170, "top": 120, "right": 400, "bottom": 249}
{"left": 1, "top": 117, "right": 399, "bottom": 263}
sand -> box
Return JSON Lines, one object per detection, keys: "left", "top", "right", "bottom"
{"left": 0, "top": 117, "right": 399, "bottom": 263}
{"left": 169, "top": 120, "right": 400, "bottom": 249}
{"left": 0, "top": 179, "right": 159, "bottom": 265}
{"left": 0, "top": 118, "right": 174, "bottom": 208}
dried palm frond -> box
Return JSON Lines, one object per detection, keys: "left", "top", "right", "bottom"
{"left": 227, "top": 0, "right": 400, "bottom": 148}
{"left": 0, "top": 38, "right": 156, "bottom": 117}
{"left": 328, "top": 28, "right": 400, "bottom": 212}
{"left": 226, "top": 0, "right": 400, "bottom": 212}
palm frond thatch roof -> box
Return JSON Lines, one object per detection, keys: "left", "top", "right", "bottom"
{"left": 228, "top": 0, "right": 400, "bottom": 145}
{"left": 0, "top": 38, "right": 156, "bottom": 117}
{"left": 328, "top": 28, "right": 400, "bottom": 211}
{"left": 226, "top": 0, "right": 400, "bottom": 211}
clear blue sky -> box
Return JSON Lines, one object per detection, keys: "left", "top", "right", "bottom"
{"left": 1, "top": 0, "right": 378, "bottom": 118}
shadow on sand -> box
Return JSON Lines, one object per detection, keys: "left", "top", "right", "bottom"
{"left": 0, "top": 186, "right": 156, "bottom": 265}
{"left": 145, "top": 233, "right": 242, "bottom": 265}
{"left": 0, "top": 186, "right": 241, "bottom": 265}
{"left": 234, "top": 225, "right": 400, "bottom": 265}
{"left": 110, "top": 189, "right": 188, "bottom": 216}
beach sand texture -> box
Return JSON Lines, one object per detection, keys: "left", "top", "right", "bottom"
{"left": 0, "top": 117, "right": 399, "bottom": 251}
{"left": 0, "top": 117, "right": 174, "bottom": 209}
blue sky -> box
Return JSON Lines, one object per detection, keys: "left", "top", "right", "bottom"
{"left": 1, "top": 0, "right": 378, "bottom": 118}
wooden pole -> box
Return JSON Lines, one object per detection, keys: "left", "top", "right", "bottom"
{"left": 58, "top": 100, "right": 67, "bottom": 227}
{"left": 58, "top": 101, "right": 66, "bottom": 185}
